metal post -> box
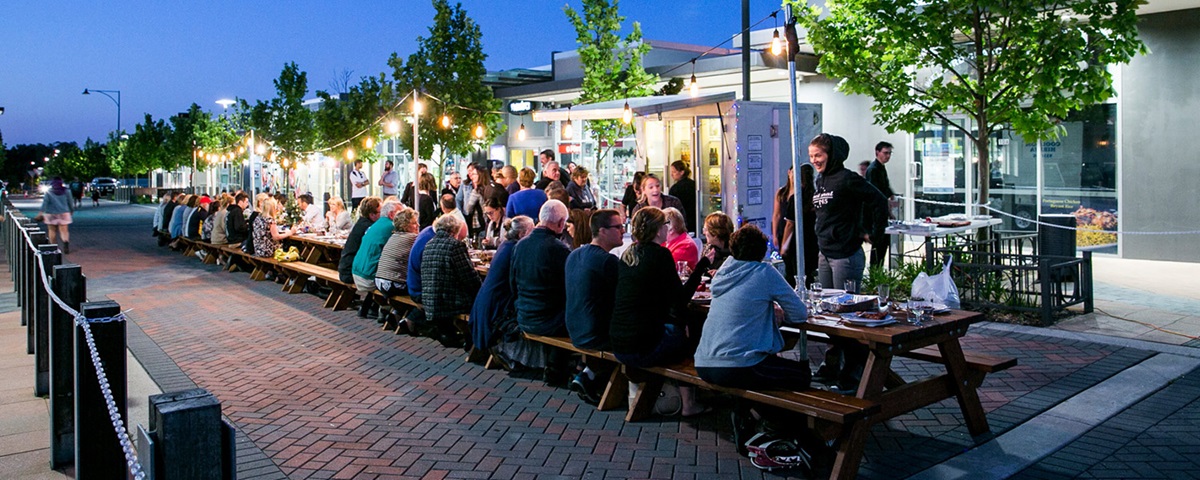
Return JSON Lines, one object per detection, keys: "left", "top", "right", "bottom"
{"left": 75, "top": 300, "right": 127, "bottom": 479}
{"left": 741, "top": 0, "right": 751, "bottom": 101}
{"left": 50, "top": 264, "right": 85, "bottom": 469}
{"left": 35, "top": 243, "right": 61, "bottom": 397}
{"left": 25, "top": 230, "right": 46, "bottom": 352}
{"left": 784, "top": 5, "right": 806, "bottom": 355}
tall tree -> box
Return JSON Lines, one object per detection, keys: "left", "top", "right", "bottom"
{"left": 389, "top": 0, "right": 503, "bottom": 168}
{"left": 315, "top": 73, "right": 397, "bottom": 164}
{"left": 114, "top": 114, "right": 170, "bottom": 177}
{"left": 45, "top": 139, "right": 108, "bottom": 180}
{"left": 240, "top": 62, "right": 317, "bottom": 166}
{"left": 564, "top": 0, "right": 658, "bottom": 163}
{"left": 794, "top": 0, "right": 1145, "bottom": 204}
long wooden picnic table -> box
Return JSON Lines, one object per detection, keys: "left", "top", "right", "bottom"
{"left": 782, "top": 308, "right": 1006, "bottom": 437}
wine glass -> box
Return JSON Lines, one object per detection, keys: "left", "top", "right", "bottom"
{"left": 809, "top": 282, "right": 823, "bottom": 315}
{"left": 876, "top": 284, "right": 891, "bottom": 314}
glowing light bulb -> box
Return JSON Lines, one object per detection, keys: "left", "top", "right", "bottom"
{"left": 256, "top": 144, "right": 266, "bottom": 155}
{"left": 563, "top": 119, "right": 574, "bottom": 140}
{"left": 412, "top": 99, "right": 422, "bottom": 115}
{"left": 474, "top": 124, "right": 485, "bottom": 139}
{"left": 441, "top": 114, "right": 451, "bottom": 129}
{"left": 690, "top": 74, "right": 699, "bottom": 97}
{"left": 364, "top": 137, "right": 375, "bottom": 149}
{"left": 771, "top": 29, "right": 783, "bottom": 56}
{"left": 517, "top": 123, "right": 527, "bottom": 141}
{"left": 621, "top": 101, "right": 633, "bottom": 125}
{"left": 386, "top": 119, "right": 401, "bottom": 134}
{"left": 346, "top": 148, "right": 356, "bottom": 161}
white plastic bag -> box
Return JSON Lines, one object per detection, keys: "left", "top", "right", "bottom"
{"left": 911, "top": 258, "right": 961, "bottom": 308}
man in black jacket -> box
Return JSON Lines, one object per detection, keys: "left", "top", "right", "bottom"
{"left": 864, "top": 141, "right": 896, "bottom": 267}
{"left": 668, "top": 160, "right": 697, "bottom": 234}
{"left": 224, "top": 193, "right": 251, "bottom": 245}
{"left": 509, "top": 199, "right": 573, "bottom": 385}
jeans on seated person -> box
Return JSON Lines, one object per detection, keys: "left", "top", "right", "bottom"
{"left": 614, "top": 324, "right": 691, "bottom": 369}
{"left": 696, "top": 355, "right": 811, "bottom": 392}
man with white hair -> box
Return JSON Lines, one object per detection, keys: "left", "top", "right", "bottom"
{"left": 536, "top": 160, "right": 569, "bottom": 190}
{"left": 420, "top": 213, "right": 478, "bottom": 348}
{"left": 509, "top": 199, "right": 573, "bottom": 385}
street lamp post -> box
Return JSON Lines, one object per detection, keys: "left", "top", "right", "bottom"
{"left": 82, "top": 88, "right": 121, "bottom": 132}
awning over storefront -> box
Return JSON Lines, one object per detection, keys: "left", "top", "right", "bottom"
{"left": 531, "top": 92, "right": 737, "bottom": 122}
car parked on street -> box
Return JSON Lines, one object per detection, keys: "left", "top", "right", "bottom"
{"left": 91, "top": 177, "right": 119, "bottom": 195}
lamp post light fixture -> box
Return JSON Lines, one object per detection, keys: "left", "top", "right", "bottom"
{"left": 0, "top": 106, "right": 5, "bottom": 115}
{"left": 216, "top": 98, "right": 236, "bottom": 111}
{"left": 82, "top": 88, "right": 121, "bottom": 132}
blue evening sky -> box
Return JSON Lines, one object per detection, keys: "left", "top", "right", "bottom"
{"left": 0, "top": 0, "right": 786, "bottom": 146}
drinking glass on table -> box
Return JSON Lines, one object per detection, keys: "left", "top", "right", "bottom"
{"left": 809, "top": 282, "right": 823, "bottom": 315}
{"left": 844, "top": 279, "right": 857, "bottom": 294}
{"left": 876, "top": 284, "right": 891, "bottom": 312}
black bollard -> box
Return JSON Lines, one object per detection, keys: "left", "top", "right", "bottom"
{"left": 149, "top": 388, "right": 226, "bottom": 479}
{"left": 25, "top": 230, "right": 46, "bottom": 352}
{"left": 50, "top": 264, "right": 85, "bottom": 469}
{"left": 75, "top": 300, "right": 128, "bottom": 480}
{"left": 35, "top": 244, "right": 61, "bottom": 397}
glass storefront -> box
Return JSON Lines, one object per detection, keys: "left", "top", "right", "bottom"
{"left": 908, "top": 103, "right": 1119, "bottom": 251}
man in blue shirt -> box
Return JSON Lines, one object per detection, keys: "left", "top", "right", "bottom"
{"left": 402, "top": 225, "right": 437, "bottom": 331}
{"left": 563, "top": 209, "right": 624, "bottom": 403}
{"left": 510, "top": 200, "right": 572, "bottom": 385}
{"left": 379, "top": 160, "right": 400, "bottom": 197}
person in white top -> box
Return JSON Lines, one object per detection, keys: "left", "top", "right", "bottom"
{"left": 298, "top": 193, "right": 325, "bottom": 231}
{"left": 349, "top": 160, "right": 369, "bottom": 209}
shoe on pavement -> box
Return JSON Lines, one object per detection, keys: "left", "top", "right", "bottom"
{"left": 570, "top": 373, "right": 602, "bottom": 405}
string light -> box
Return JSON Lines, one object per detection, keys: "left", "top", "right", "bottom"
{"left": 622, "top": 101, "right": 633, "bottom": 125}
{"left": 256, "top": 144, "right": 267, "bottom": 155}
{"left": 517, "top": 122, "right": 527, "bottom": 141}
{"left": 412, "top": 94, "right": 422, "bottom": 115}
{"left": 770, "top": 12, "right": 783, "bottom": 56}
{"left": 364, "top": 137, "right": 374, "bottom": 149}
{"left": 689, "top": 60, "right": 699, "bottom": 98}
{"left": 440, "top": 114, "right": 451, "bottom": 129}
{"left": 346, "top": 148, "right": 356, "bottom": 161}
{"left": 386, "top": 119, "right": 401, "bottom": 135}
{"left": 562, "top": 106, "right": 574, "bottom": 140}
{"left": 474, "top": 124, "right": 485, "bottom": 139}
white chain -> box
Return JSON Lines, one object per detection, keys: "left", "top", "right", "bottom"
{"left": 13, "top": 213, "right": 145, "bottom": 480}
{"left": 898, "top": 195, "right": 1200, "bottom": 235}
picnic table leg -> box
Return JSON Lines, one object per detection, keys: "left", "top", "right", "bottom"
{"left": 282, "top": 271, "right": 306, "bottom": 294}
{"left": 855, "top": 349, "right": 894, "bottom": 399}
{"left": 829, "top": 419, "right": 870, "bottom": 480}
{"left": 625, "top": 368, "right": 664, "bottom": 422}
{"left": 598, "top": 366, "right": 629, "bottom": 412}
{"left": 938, "top": 339, "right": 991, "bottom": 436}
{"left": 302, "top": 245, "right": 321, "bottom": 264}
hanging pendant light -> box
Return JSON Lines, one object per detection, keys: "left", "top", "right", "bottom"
{"left": 689, "top": 60, "right": 699, "bottom": 98}
{"left": 474, "top": 124, "right": 485, "bottom": 139}
{"left": 517, "top": 122, "right": 527, "bottom": 141}
{"left": 386, "top": 119, "right": 401, "bottom": 135}
{"left": 364, "top": 137, "right": 375, "bottom": 149}
{"left": 770, "top": 12, "right": 784, "bottom": 56}
{"left": 563, "top": 106, "right": 574, "bottom": 140}
{"left": 621, "top": 101, "right": 633, "bottom": 125}
{"left": 440, "top": 114, "right": 451, "bottom": 129}
{"left": 346, "top": 148, "right": 356, "bottom": 161}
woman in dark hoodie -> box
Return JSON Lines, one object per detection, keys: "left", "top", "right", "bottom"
{"left": 809, "top": 133, "right": 888, "bottom": 291}
{"left": 809, "top": 133, "right": 888, "bottom": 392}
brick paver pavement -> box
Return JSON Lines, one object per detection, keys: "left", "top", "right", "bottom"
{"left": 21, "top": 198, "right": 1199, "bottom": 479}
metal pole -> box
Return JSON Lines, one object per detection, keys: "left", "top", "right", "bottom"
{"left": 742, "top": 0, "right": 751, "bottom": 101}
{"left": 413, "top": 90, "right": 421, "bottom": 211}
{"left": 35, "top": 243, "right": 61, "bottom": 397}
{"left": 786, "top": 5, "right": 806, "bottom": 355}
{"left": 50, "top": 264, "right": 85, "bottom": 469}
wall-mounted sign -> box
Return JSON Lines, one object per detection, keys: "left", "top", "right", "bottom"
{"left": 558, "top": 143, "right": 582, "bottom": 154}
{"left": 508, "top": 100, "right": 535, "bottom": 115}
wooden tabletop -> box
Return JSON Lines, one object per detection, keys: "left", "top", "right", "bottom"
{"left": 796, "top": 309, "right": 983, "bottom": 345}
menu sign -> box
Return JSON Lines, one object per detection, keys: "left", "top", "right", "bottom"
{"left": 922, "top": 142, "right": 954, "bottom": 194}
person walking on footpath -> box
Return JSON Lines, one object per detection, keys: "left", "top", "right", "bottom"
{"left": 39, "top": 177, "right": 74, "bottom": 253}
{"left": 865, "top": 141, "right": 896, "bottom": 267}
{"left": 349, "top": 160, "right": 369, "bottom": 209}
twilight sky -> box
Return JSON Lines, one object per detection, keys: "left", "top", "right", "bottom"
{"left": 0, "top": 0, "right": 786, "bottom": 146}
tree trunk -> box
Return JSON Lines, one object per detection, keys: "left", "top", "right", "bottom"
{"left": 976, "top": 134, "right": 989, "bottom": 215}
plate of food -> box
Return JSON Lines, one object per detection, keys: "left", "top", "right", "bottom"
{"left": 691, "top": 291, "right": 712, "bottom": 304}
{"left": 841, "top": 312, "right": 896, "bottom": 327}
{"left": 820, "top": 294, "right": 878, "bottom": 313}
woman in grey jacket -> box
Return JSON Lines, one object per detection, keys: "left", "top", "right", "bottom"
{"left": 39, "top": 177, "right": 75, "bottom": 253}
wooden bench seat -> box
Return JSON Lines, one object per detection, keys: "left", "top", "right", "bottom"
{"left": 522, "top": 333, "right": 628, "bottom": 411}
{"left": 274, "top": 260, "right": 357, "bottom": 311}
{"left": 899, "top": 346, "right": 1017, "bottom": 373}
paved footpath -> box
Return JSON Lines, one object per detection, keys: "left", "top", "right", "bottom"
{"left": 3, "top": 198, "right": 1200, "bottom": 479}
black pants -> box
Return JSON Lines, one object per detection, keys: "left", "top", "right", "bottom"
{"left": 696, "top": 355, "right": 811, "bottom": 392}
{"left": 869, "top": 234, "right": 890, "bottom": 268}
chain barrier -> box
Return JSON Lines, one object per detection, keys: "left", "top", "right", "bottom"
{"left": 897, "top": 195, "right": 1200, "bottom": 236}
{"left": 17, "top": 214, "right": 146, "bottom": 480}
